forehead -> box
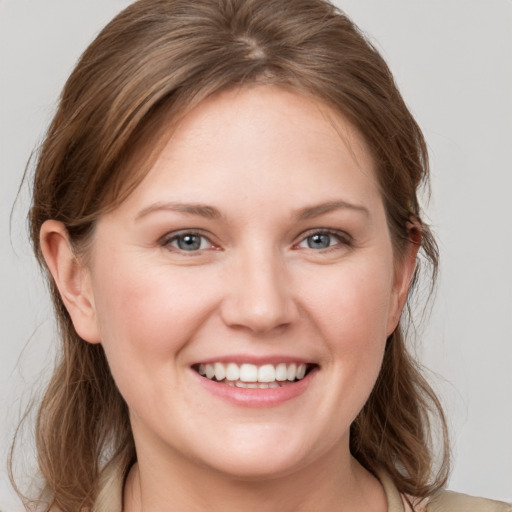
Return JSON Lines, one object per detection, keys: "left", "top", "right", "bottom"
{"left": 112, "top": 85, "right": 381, "bottom": 219}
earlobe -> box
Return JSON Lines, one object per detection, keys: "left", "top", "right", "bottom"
{"left": 386, "top": 223, "right": 421, "bottom": 336}
{"left": 40, "top": 220, "right": 101, "bottom": 344}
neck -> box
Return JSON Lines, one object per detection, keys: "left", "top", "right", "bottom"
{"left": 123, "top": 445, "right": 386, "bottom": 512}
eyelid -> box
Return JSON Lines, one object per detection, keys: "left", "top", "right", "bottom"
{"left": 159, "top": 229, "right": 219, "bottom": 252}
{"left": 293, "top": 228, "right": 353, "bottom": 250}
{"left": 158, "top": 227, "right": 352, "bottom": 253}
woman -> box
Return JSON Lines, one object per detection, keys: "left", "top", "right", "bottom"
{"left": 9, "top": 0, "right": 511, "bottom": 511}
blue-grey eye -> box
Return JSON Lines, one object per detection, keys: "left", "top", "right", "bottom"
{"left": 308, "top": 233, "right": 331, "bottom": 249}
{"left": 170, "top": 233, "right": 208, "bottom": 251}
{"left": 299, "top": 232, "right": 339, "bottom": 249}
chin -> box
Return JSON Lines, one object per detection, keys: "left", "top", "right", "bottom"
{"left": 190, "top": 425, "right": 320, "bottom": 481}
{"left": 204, "top": 452, "right": 305, "bottom": 482}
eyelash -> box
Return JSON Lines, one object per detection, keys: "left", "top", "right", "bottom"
{"left": 295, "top": 229, "right": 352, "bottom": 252}
{"left": 160, "top": 229, "right": 352, "bottom": 254}
{"left": 160, "top": 230, "right": 216, "bottom": 253}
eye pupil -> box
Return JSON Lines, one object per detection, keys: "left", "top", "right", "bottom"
{"left": 177, "top": 234, "right": 201, "bottom": 251}
{"left": 307, "top": 233, "right": 331, "bottom": 249}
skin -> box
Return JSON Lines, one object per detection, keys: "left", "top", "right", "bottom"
{"left": 41, "top": 86, "right": 418, "bottom": 512}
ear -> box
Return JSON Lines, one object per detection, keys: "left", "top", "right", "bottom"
{"left": 40, "top": 220, "right": 101, "bottom": 344}
{"left": 386, "top": 221, "right": 421, "bottom": 336}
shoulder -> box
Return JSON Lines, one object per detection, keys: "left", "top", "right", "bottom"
{"left": 426, "top": 490, "right": 512, "bottom": 512}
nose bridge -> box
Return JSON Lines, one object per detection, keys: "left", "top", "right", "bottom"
{"left": 221, "top": 243, "right": 296, "bottom": 333}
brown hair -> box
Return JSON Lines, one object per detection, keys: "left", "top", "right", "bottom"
{"left": 13, "top": 0, "right": 449, "bottom": 509}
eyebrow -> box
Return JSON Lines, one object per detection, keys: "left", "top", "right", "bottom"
{"left": 135, "top": 201, "right": 222, "bottom": 221}
{"left": 135, "top": 199, "right": 369, "bottom": 222}
{"left": 295, "top": 200, "right": 369, "bottom": 220}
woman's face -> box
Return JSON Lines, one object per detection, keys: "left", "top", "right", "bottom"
{"left": 80, "top": 86, "right": 411, "bottom": 478}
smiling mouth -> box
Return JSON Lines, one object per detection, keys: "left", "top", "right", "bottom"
{"left": 193, "top": 362, "right": 316, "bottom": 389}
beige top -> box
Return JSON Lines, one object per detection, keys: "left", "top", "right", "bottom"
{"left": 377, "top": 468, "right": 512, "bottom": 512}
{"left": 100, "top": 466, "right": 512, "bottom": 512}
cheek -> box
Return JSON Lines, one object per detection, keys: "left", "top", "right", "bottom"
{"left": 89, "top": 254, "right": 215, "bottom": 386}
{"left": 325, "top": 284, "right": 389, "bottom": 387}
{"left": 300, "top": 256, "right": 395, "bottom": 351}
{"left": 284, "top": 255, "right": 395, "bottom": 447}
{"left": 299, "top": 254, "right": 394, "bottom": 405}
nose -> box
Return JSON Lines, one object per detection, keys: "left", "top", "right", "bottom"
{"left": 220, "top": 247, "right": 299, "bottom": 334}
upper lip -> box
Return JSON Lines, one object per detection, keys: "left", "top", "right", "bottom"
{"left": 191, "top": 354, "right": 316, "bottom": 366}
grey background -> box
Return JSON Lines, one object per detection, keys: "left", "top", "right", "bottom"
{"left": 1, "top": 1, "right": 511, "bottom": 509}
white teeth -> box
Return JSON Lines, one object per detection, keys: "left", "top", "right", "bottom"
{"left": 235, "top": 381, "right": 273, "bottom": 389}
{"left": 258, "top": 364, "right": 276, "bottom": 382}
{"left": 239, "top": 364, "right": 258, "bottom": 382}
{"left": 214, "top": 362, "right": 226, "bottom": 381}
{"left": 296, "top": 364, "right": 307, "bottom": 380}
{"left": 275, "top": 363, "right": 288, "bottom": 381}
{"left": 197, "top": 362, "right": 311, "bottom": 384}
{"left": 225, "top": 363, "right": 240, "bottom": 381}
{"left": 205, "top": 364, "right": 215, "bottom": 379}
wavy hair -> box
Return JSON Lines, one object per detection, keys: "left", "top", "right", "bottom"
{"left": 11, "top": 0, "right": 449, "bottom": 510}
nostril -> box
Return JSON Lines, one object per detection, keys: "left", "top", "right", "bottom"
{"left": 220, "top": 301, "right": 297, "bottom": 334}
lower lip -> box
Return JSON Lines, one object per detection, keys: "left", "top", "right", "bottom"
{"left": 192, "top": 369, "right": 317, "bottom": 407}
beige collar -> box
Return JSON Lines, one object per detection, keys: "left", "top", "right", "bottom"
{"left": 375, "top": 467, "right": 408, "bottom": 512}
{"left": 113, "top": 465, "right": 415, "bottom": 512}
